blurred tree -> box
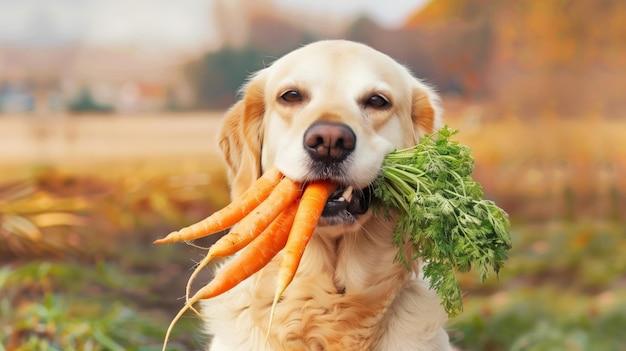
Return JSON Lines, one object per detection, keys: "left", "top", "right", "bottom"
{"left": 247, "top": 16, "right": 318, "bottom": 56}
{"left": 68, "top": 87, "right": 112, "bottom": 113}
{"left": 187, "top": 0, "right": 625, "bottom": 117}
{"left": 404, "top": 0, "right": 626, "bottom": 118}
{"left": 403, "top": 0, "right": 495, "bottom": 98}
{"left": 186, "top": 46, "right": 272, "bottom": 109}
{"left": 188, "top": 12, "right": 320, "bottom": 109}
{"left": 345, "top": 17, "right": 442, "bottom": 93}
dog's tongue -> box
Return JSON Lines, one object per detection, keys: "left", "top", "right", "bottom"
{"left": 322, "top": 186, "right": 369, "bottom": 217}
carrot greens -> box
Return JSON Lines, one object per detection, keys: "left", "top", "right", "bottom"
{"left": 373, "top": 126, "right": 511, "bottom": 317}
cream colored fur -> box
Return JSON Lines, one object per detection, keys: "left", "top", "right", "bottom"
{"left": 203, "top": 40, "right": 452, "bottom": 351}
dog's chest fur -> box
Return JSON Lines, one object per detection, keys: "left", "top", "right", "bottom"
{"left": 201, "top": 218, "right": 450, "bottom": 351}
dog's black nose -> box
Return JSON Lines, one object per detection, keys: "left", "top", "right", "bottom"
{"left": 303, "top": 122, "right": 356, "bottom": 163}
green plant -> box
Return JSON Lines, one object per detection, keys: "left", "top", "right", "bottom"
{"left": 373, "top": 127, "right": 511, "bottom": 316}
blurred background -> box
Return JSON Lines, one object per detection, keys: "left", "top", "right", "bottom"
{"left": 1, "top": 0, "right": 625, "bottom": 350}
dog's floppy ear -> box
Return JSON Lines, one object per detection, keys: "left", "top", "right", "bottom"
{"left": 218, "top": 72, "right": 266, "bottom": 199}
{"left": 411, "top": 81, "right": 444, "bottom": 143}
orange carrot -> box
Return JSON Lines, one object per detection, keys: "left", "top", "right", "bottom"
{"left": 162, "top": 201, "right": 299, "bottom": 351}
{"left": 153, "top": 166, "right": 282, "bottom": 244}
{"left": 183, "top": 176, "right": 301, "bottom": 302}
{"left": 267, "top": 180, "right": 337, "bottom": 331}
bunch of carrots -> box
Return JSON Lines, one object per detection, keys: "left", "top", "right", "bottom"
{"left": 154, "top": 166, "right": 337, "bottom": 349}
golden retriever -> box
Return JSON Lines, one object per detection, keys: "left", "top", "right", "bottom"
{"left": 203, "top": 40, "right": 452, "bottom": 351}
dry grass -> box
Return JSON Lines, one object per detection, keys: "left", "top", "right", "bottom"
{"left": 0, "top": 112, "right": 225, "bottom": 181}
{"left": 445, "top": 104, "right": 625, "bottom": 221}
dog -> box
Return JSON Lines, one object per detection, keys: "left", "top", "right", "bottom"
{"left": 203, "top": 40, "right": 452, "bottom": 351}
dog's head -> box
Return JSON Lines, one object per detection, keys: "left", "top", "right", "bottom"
{"left": 219, "top": 40, "right": 442, "bottom": 232}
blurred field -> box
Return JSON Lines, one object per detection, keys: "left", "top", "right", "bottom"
{"left": 0, "top": 112, "right": 226, "bottom": 181}
{"left": 1, "top": 108, "right": 626, "bottom": 350}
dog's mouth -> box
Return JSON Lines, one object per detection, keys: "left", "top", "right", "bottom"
{"left": 318, "top": 184, "right": 372, "bottom": 226}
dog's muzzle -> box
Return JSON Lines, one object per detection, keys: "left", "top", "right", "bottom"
{"left": 301, "top": 121, "right": 373, "bottom": 225}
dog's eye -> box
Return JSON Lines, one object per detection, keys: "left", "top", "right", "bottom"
{"left": 280, "top": 90, "right": 302, "bottom": 103}
{"left": 365, "top": 94, "right": 390, "bottom": 109}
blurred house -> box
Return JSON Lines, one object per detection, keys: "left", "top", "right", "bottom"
{"left": 62, "top": 47, "right": 196, "bottom": 114}
{"left": 0, "top": 81, "right": 35, "bottom": 112}
{"left": 0, "top": 47, "right": 38, "bottom": 113}
{"left": 0, "top": 45, "right": 196, "bottom": 114}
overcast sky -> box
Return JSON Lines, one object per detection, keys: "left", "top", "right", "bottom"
{"left": 0, "top": 0, "right": 427, "bottom": 50}
{"left": 274, "top": 0, "right": 427, "bottom": 27}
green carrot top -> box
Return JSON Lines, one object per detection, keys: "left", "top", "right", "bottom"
{"left": 373, "top": 126, "right": 512, "bottom": 317}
